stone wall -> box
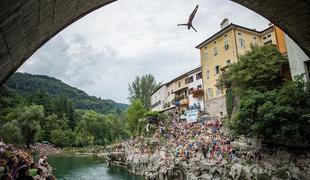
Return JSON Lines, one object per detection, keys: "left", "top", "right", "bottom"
{"left": 204, "top": 95, "right": 226, "bottom": 116}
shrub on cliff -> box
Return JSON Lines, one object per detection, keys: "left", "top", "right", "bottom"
{"left": 219, "top": 45, "right": 310, "bottom": 145}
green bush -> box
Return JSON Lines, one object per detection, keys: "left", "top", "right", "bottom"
{"left": 0, "top": 120, "right": 23, "bottom": 145}
{"left": 219, "top": 45, "right": 310, "bottom": 145}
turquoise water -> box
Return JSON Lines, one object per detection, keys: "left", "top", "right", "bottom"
{"left": 46, "top": 154, "right": 144, "bottom": 180}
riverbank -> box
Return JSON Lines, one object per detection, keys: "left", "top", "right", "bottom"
{"left": 31, "top": 143, "right": 62, "bottom": 155}
{"left": 102, "top": 147, "right": 310, "bottom": 180}
{"left": 62, "top": 145, "right": 105, "bottom": 154}
{"left": 98, "top": 118, "right": 310, "bottom": 180}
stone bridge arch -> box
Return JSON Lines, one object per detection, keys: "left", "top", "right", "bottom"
{"left": 0, "top": 0, "right": 309, "bottom": 84}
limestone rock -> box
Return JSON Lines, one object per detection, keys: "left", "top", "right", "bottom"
{"left": 229, "top": 164, "right": 242, "bottom": 179}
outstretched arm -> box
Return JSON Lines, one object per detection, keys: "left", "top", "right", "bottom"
{"left": 177, "top": 24, "right": 188, "bottom": 26}
{"left": 190, "top": 25, "right": 197, "bottom": 32}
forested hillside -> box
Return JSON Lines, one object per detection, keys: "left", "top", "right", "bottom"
{"left": 0, "top": 73, "right": 129, "bottom": 147}
{"left": 4, "top": 73, "right": 128, "bottom": 114}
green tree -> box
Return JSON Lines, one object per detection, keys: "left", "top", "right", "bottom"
{"left": 0, "top": 120, "right": 23, "bottom": 145}
{"left": 42, "top": 114, "right": 68, "bottom": 141}
{"left": 29, "top": 89, "right": 53, "bottom": 116}
{"left": 6, "top": 105, "right": 44, "bottom": 148}
{"left": 128, "top": 74, "right": 161, "bottom": 109}
{"left": 231, "top": 79, "right": 310, "bottom": 145}
{"left": 50, "top": 129, "right": 73, "bottom": 147}
{"left": 52, "top": 94, "right": 69, "bottom": 118}
{"left": 126, "top": 99, "right": 147, "bottom": 135}
{"left": 217, "top": 45, "right": 287, "bottom": 93}
{"left": 220, "top": 45, "right": 310, "bottom": 145}
{"left": 68, "top": 101, "right": 76, "bottom": 130}
{"left": 0, "top": 86, "right": 24, "bottom": 111}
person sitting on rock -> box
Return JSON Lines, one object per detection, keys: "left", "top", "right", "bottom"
{"left": 34, "top": 168, "right": 45, "bottom": 180}
{"left": 16, "top": 165, "right": 34, "bottom": 180}
{"left": 0, "top": 137, "right": 6, "bottom": 156}
{"left": 29, "top": 163, "right": 37, "bottom": 177}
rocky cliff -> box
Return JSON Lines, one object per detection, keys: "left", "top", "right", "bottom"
{"left": 100, "top": 147, "right": 310, "bottom": 180}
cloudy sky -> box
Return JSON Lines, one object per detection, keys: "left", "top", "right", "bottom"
{"left": 19, "top": 0, "right": 269, "bottom": 103}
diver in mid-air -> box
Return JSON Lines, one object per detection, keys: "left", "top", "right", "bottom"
{"left": 177, "top": 5, "right": 199, "bottom": 32}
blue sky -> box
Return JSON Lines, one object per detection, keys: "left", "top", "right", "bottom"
{"left": 19, "top": 0, "right": 269, "bottom": 103}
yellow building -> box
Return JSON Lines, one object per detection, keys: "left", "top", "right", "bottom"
{"left": 196, "top": 19, "right": 287, "bottom": 116}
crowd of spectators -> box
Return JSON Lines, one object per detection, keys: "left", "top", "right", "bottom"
{"left": 31, "top": 144, "right": 61, "bottom": 156}
{"left": 0, "top": 140, "right": 55, "bottom": 180}
{"left": 109, "top": 112, "right": 262, "bottom": 167}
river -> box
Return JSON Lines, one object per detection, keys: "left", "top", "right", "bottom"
{"left": 45, "top": 154, "right": 144, "bottom": 180}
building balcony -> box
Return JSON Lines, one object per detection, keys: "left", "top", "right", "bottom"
{"left": 173, "top": 97, "right": 189, "bottom": 107}
{"left": 180, "top": 99, "right": 189, "bottom": 106}
{"left": 192, "top": 89, "right": 204, "bottom": 98}
{"left": 174, "top": 95, "right": 188, "bottom": 101}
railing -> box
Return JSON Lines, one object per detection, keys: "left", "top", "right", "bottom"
{"left": 174, "top": 95, "right": 188, "bottom": 101}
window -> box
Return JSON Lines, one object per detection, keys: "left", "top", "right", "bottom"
{"left": 305, "top": 60, "right": 310, "bottom": 81}
{"left": 239, "top": 38, "right": 245, "bottom": 48}
{"left": 224, "top": 40, "right": 229, "bottom": 50}
{"left": 207, "top": 88, "right": 213, "bottom": 98}
{"left": 206, "top": 70, "right": 210, "bottom": 79}
{"left": 213, "top": 41, "right": 217, "bottom": 44}
{"left": 263, "top": 36, "right": 267, "bottom": 40}
{"left": 188, "top": 88, "right": 194, "bottom": 94}
{"left": 215, "top": 65, "right": 220, "bottom": 75}
{"left": 196, "top": 72, "right": 202, "bottom": 80}
{"left": 187, "top": 76, "right": 194, "bottom": 83}
{"left": 267, "top": 34, "right": 271, "bottom": 38}
{"left": 238, "top": 32, "right": 242, "bottom": 36}
{"left": 252, "top": 36, "right": 258, "bottom": 46}
{"left": 226, "top": 59, "right": 231, "bottom": 65}
{"left": 178, "top": 82, "right": 181, "bottom": 87}
{"left": 264, "top": 40, "right": 272, "bottom": 45}
{"left": 213, "top": 47, "right": 218, "bottom": 56}
{"left": 216, "top": 87, "right": 222, "bottom": 96}
{"left": 197, "top": 85, "right": 202, "bottom": 89}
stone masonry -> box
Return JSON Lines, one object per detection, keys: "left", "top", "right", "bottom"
{"left": 204, "top": 95, "right": 227, "bottom": 117}
{"left": 232, "top": 0, "right": 310, "bottom": 58}
{"left": 0, "top": 0, "right": 116, "bottom": 84}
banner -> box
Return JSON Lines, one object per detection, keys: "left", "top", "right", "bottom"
{"left": 186, "top": 109, "right": 198, "bottom": 123}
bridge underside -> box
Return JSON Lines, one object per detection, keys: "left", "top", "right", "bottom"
{"left": 0, "top": 0, "right": 310, "bottom": 84}
{"left": 0, "top": 0, "right": 115, "bottom": 84}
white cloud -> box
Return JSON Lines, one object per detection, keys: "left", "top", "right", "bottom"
{"left": 19, "top": 0, "right": 269, "bottom": 103}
